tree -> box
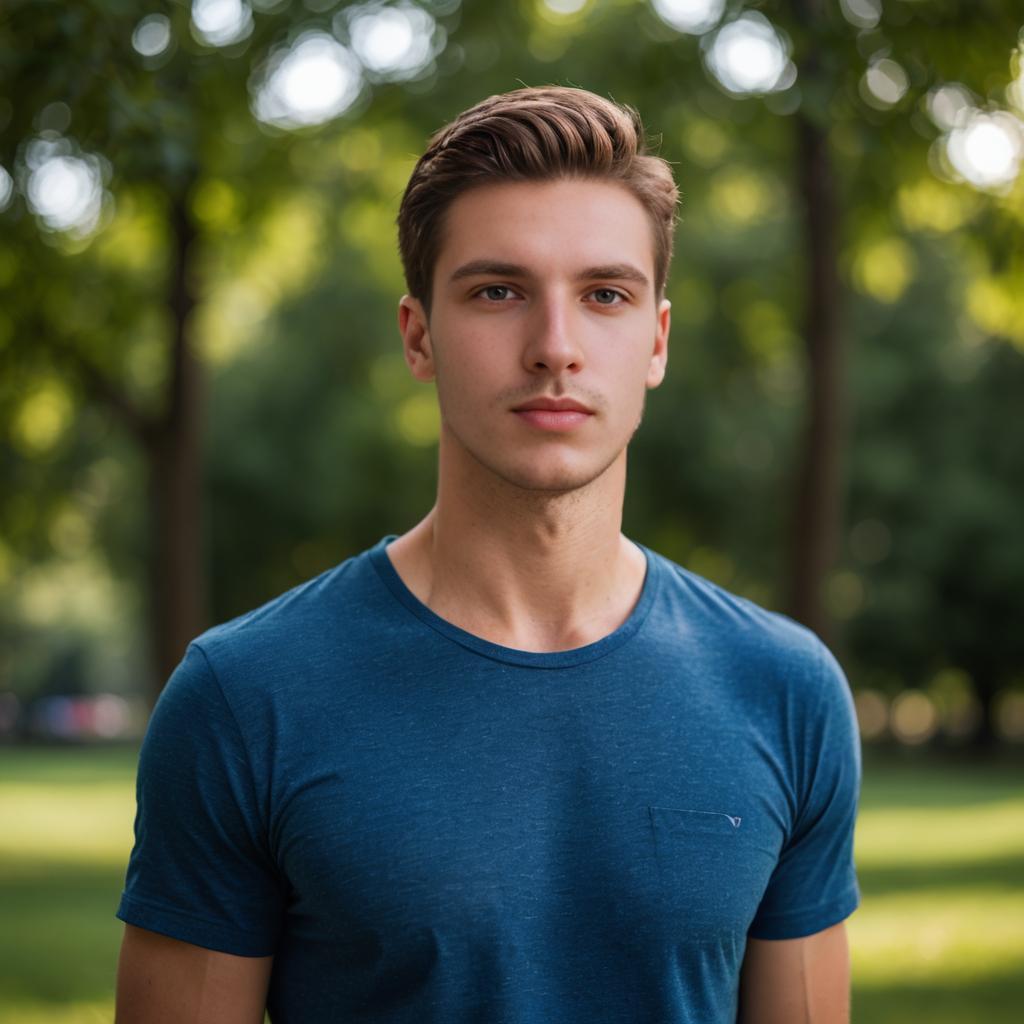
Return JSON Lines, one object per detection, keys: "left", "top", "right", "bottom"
{"left": 2, "top": 0, "right": 1022, "bottom": 744}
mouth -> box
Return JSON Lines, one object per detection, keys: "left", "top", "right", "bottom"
{"left": 511, "top": 397, "right": 594, "bottom": 432}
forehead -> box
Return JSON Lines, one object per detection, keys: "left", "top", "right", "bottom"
{"left": 435, "top": 179, "right": 656, "bottom": 280}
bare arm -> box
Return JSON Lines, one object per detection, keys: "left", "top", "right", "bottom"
{"left": 115, "top": 924, "right": 273, "bottom": 1024}
{"left": 737, "top": 921, "right": 851, "bottom": 1024}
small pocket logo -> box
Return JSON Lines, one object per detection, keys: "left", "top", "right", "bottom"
{"left": 649, "top": 806, "right": 743, "bottom": 832}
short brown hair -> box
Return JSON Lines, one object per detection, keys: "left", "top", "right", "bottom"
{"left": 397, "top": 86, "right": 679, "bottom": 312}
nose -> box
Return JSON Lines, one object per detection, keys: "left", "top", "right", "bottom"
{"left": 521, "top": 294, "right": 585, "bottom": 377}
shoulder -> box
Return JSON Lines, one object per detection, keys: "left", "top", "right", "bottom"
{"left": 173, "top": 541, "right": 389, "bottom": 704}
{"left": 645, "top": 547, "right": 851, "bottom": 711}
{"left": 202, "top": 549, "right": 363, "bottom": 644}
{"left": 647, "top": 548, "right": 826, "bottom": 670}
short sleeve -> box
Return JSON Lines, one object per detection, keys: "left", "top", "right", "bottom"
{"left": 117, "top": 643, "right": 285, "bottom": 956}
{"left": 747, "top": 641, "right": 861, "bottom": 940}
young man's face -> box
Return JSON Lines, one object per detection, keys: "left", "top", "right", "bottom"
{"left": 399, "top": 178, "right": 671, "bottom": 494}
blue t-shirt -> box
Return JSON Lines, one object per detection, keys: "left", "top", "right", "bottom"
{"left": 118, "top": 537, "right": 860, "bottom": 1023}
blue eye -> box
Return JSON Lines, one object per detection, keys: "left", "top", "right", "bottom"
{"left": 592, "top": 288, "right": 622, "bottom": 305}
{"left": 481, "top": 285, "right": 512, "bottom": 301}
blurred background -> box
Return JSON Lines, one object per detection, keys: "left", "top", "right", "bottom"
{"left": 1, "top": 0, "right": 1022, "bottom": 1021}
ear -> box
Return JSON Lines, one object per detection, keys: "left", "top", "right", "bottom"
{"left": 646, "top": 298, "right": 671, "bottom": 389}
{"left": 398, "top": 295, "right": 435, "bottom": 382}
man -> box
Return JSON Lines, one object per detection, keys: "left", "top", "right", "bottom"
{"left": 115, "top": 87, "right": 860, "bottom": 1023}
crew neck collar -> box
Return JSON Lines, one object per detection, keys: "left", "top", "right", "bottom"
{"left": 367, "top": 535, "right": 661, "bottom": 669}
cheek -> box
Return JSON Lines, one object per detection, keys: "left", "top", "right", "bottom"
{"left": 433, "top": 345, "right": 497, "bottom": 417}
{"left": 590, "top": 340, "right": 654, "bottom": 391}
{"left": 603, "top": 359, "right": 655, "bottom": 431}
{"left": 437, "top": 334, "right": 509, "bottom": 391}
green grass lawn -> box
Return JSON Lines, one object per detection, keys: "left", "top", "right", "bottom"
{"left": 0, "top": 745, "right": 1021, "bottom": 1022}
{"left": 0, "top": 747, "right": 138, "bottom": 1024}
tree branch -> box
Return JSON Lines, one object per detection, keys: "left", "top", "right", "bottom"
{"left": 37, "top": 333, "right": 158, "bottom": 444}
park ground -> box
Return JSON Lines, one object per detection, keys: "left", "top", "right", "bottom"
{"left": 0, "top": 746, "right": 1021, "bottom": 1023}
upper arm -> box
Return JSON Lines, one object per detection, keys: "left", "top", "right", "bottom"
{"left": 737, "top": 922, "right": 850, "bottom": 1024}
{"left": 115, "top": 924, "right": 273, "bottom": 1024}
{"left": 748, "top": 641, "right": 861, "bottom": 942}
{"left": 118, "top": 645, "right": 285, "bottom": 955}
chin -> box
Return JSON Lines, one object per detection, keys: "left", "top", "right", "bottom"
{"left": 441, "top": 420, "right": 628, "bottom": 495}
{"left": 479, "top": 450, "right": 622, "bottom": 496}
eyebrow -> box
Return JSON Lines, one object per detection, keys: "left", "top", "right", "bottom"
{"left": 449, "top": 260, "right": 650, "bottom": 288}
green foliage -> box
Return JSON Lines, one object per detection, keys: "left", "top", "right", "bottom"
{"left": 1, "top": 1, "right": 1022, "bottom": 716}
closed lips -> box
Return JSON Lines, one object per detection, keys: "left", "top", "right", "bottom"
{"left": 512, "top": 398, "right": 593, "bottom": 413}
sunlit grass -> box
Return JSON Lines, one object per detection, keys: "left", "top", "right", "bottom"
{"left": 0, "top": 746, "right": 1021, "bottom": 1023}
{"left": 1, "top": 783, "right": 135, "bottom": 869}
{"left": 851, "top": 889, "right": 1024, "bottom": 983}
{"left": 0, "top": 1002, "right": 113, "bottom": 1024}
{"left": 849, "top": 755, "right": 1024, "bottom": 1023}
{"left": 856, "top": 800, "right": 1024, "bottom": 867}
{"left": 0, "top": 747, "right": 136, "bottom": 1024}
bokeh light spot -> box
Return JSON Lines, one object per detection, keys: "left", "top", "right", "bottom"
{"left": 191, "top": 0, "right": 253, "bottom": 48}
{"left": 852, "top": 236, "right": 915, "bottom": 303}
{"left": 891, "top": 690, "right": 940, "bottom": 745}
{"left": 396, "top": 392, "right": 440, "bottom": 446}
{"left": 862, "top": 58, "right": 909, "bottom": 109}
{"left": 345, "top": 2, "right": 439, "bottom": 81}
{"left": 12, "top": 381, "right": 74, "bottom": 455}
{"left": 192, "top": 178, "right": 242, "bottom": 228}
{"left": 253, "top": 33, "right": 362, "bottom": 129}
{"left": 965, "top": 276, "right": 1021, "bottom": 340}
{"left": 26, "top": 143, "right": 105, "bottom": 235}
{"left": 0, "top": 165, "right": 13, "bottom": 211}
{"left": 708, "top": 168, "right": 774, "bottom": 225}
{"left": 543, "top": 0, "right": 588, "bottom": 15}
{"left": 651, "top": 0, "right": 724, "bottom": 36}
{"left": 897, "top": 177, "right": 976, "bottom": 234}
{"left": 705, "top": 13, "right": 793, "bottom": 96}
{"left": 995, "top": 691, "right": 1024, "bottom": 741}
{"left": 946, "top": 112, "right": 1023, "bottom": 190}
{"left": 854, "top": 689, "right": 889, "bottom": 741}
{"left": 839, "top": 0, "right": 881, "bottom": 30}
{"left": 927, "top": 83, "right": 974, "bottom": 132}
{"left": 132, "top": 13, "right": 172, "bottom": 57}
{"left": 1008, "top": 52, "right": 1024, "bottom": 116}
{"left": 682, "top": 118, "right": 729, "bottom": 166}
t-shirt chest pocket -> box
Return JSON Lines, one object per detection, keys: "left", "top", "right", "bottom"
{"left": 647, "top": 805, "right": 777, "bottom": 940}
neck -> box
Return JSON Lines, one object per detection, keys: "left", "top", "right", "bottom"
{"left": 387, "top": 432, "right": 646, "bottom": 652}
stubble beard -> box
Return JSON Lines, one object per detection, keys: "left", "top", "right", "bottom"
{"left": 438, "top": 389, "right": 648, "bottom": 501}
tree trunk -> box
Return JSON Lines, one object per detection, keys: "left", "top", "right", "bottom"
{"left": 145, "top": 190, "right": 206, "bottom": 701}
{"left": 786, "top": 3, "right": 845, "bottom": 644}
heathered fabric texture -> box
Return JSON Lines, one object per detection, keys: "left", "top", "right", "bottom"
{"left": 118, "top": 537, "right": 860, "bottom": 1023}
